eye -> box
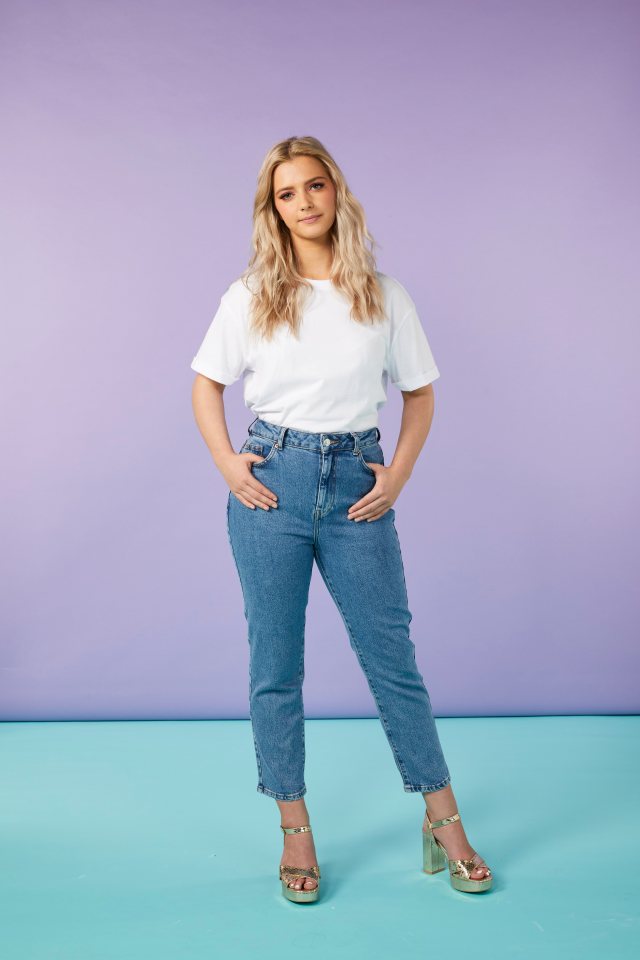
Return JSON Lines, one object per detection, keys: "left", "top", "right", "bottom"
{"left": 278, "top": 182, "right": 325, "bottom": 202}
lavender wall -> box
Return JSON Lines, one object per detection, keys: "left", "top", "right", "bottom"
{"left": 2, "top": 0, "right": 638, "bottom": 720}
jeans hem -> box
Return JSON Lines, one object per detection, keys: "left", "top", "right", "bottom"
{"left": 257, "top": 784, "right": 307, "bottom": 801}
{"left": 403, "top": 775, "right": 451, "bottom": 793}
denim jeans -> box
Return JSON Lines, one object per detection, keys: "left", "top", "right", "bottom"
{"left": 226, "top": 417, "right": 452, "bottom": 801}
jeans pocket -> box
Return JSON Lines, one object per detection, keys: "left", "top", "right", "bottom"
{"left": 242, "top": 436, "right": 278, "bottom": 468}
{"left": 357, "top": 443, "right": 384, "bottom": 475}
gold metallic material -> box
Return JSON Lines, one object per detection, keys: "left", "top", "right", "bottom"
{"left": 423, "top": 810, "right": 493, "bottom": 893}
{"left": 279, "top": 823, "right": 321, "bottom": 903}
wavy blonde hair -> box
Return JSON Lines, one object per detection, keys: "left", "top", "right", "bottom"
{"left": 239, "top": 136, "right": 387, "bottom": 341}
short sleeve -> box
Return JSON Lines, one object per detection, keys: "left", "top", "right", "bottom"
{"left": 190, "top": 295, "right": 247, "bottom": 385}
{"left": 387, "top": 303, "right": 440, "bottom": 391}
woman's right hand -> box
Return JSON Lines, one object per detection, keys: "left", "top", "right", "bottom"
{"left": 222, "top": 452, "right": 279, "bottom": 511}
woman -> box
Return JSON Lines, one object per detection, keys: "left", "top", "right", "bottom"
{"left": 190, "top": 136, "right": 492, "bottom": 902}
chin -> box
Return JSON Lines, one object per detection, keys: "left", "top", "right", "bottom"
{"left": 296, "top": 217, "right": 333, "bottom": 236}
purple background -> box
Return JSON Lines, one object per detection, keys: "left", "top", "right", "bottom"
{"left": 2, "top": 0, "right": 638, "bottom": 720}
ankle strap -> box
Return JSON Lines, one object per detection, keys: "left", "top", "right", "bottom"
{"left": 426, "top": 812, "right": 460, "bottom": 829}
{"left": 281, "top": 824, "right": 312, "bottom": 835}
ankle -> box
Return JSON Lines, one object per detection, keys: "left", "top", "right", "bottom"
{"left": 276, "top": 798, "right": 309, "bottom": 826}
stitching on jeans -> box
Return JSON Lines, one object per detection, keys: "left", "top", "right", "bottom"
{"left": 390, "top": 520, "right": 412, "bottom": 630}
{"left": 356, "top": 443, "right": 384, "bottom": 476}
{"left": 227, "top": 492, "right": 265, "bottom": 788}
{"left": 250, "top": 438, "right": 380, "bottom": 453}
{"left": 228, "top": 490, "right": 306, "bottom": 799}
{"left": 388, "top": 521, "right": 450, "bottom": 791}
{"left": 356, "top": 450, "right": 377, "bottom": 475}
{"left": 247, "top": 440, "right": 279, "bottom": 468}
{"left": 404, "top": 776, "right": 452, "bottom": 793}
{"left": 314, "top": 551, "right": 412, "bottom": 787}
{"left": 246, "top": 441, "right": 380, "bottom": 461}
{"left": 258, "top": 785, "right": 307, "bottom": 800}
{"left": 299, "top": 627, "right": 306, "bottom": 772}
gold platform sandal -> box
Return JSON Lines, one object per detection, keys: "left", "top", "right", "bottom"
{"left": 279, "top": 824, "right": 321, "bottom": 903}
{"left": 422, "top": 811, "right": 493, "bottom": 893}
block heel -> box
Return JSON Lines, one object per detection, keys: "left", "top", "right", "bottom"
{"left": 422, "top": 825, "right": 447, "bottom": 873}
{"left": 422, "top": 811, "right": 493, "bottom": 893}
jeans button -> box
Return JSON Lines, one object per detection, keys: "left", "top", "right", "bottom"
{"left": 323, "top": 437, "right": 331, "bottom": 447}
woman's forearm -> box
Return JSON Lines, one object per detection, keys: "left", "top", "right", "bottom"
{"left": 388, "top": 385, "right": 436, "bottom": 482}
{"left": 191, "top": 374, "right": 235, "bottom": 469}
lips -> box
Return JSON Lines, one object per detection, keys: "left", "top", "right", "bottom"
{"left": 300, "top": 214, "right": 321, "bottom": 223}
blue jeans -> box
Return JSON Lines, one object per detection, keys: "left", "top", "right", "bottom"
{"left": 226, "top": 417, "right": 452, "bottom": 801}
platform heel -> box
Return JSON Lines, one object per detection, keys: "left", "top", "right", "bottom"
{"left": 279, "top": 824, "right": 321, "bottom": 903}
{"left": 422, "top": 811, "right": 493, "bottom": 893}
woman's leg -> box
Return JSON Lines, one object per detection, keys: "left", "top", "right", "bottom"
{"left": 314, "top": 447, "right": 490, "bottom": 879}
{"left": 314, "top": 499, "right": 451, "bottom": 794}
{"left": 226, "top": 429, "right": 321, "bottom": 891}
{"left": 226, "top": 481, "right": 314, "bottom": 800}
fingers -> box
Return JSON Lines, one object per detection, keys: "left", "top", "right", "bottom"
{"left": 232, "top": 456, "right": 279, "bottom": 510}
{"left": 233, "top": 471, "right": 279, "bottom": 509}
{"left": 347, "top": 492, "right": 391, "bottom": 522}
{"left": 235, "top": 481, "right": 278, "bottom": 510}
{"left": 347, "top": 491, "right": 378, "bottom": 520}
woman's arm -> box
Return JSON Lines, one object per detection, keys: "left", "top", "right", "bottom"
{"left": 191, "top": 373, "right": 278, "bottom": 511}
{"left": 389, "top": 383, "right": 436, "bottom": 483}
{"left": 191, "top": 373, "right": 236, "bottom": 468}
{"left": 347, "top": 384, "right": 436, "bottom": 522}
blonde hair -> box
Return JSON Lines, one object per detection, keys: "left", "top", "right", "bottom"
{"left": 239, "top": 136, "right": 386, "bottom": 341}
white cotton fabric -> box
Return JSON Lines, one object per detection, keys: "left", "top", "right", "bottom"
{"left": 190, "top": 272, "right": 441, "bottom": 432}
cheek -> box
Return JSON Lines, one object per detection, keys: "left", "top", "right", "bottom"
{"left": 320, "top": 187, "right": 336, "bottom": 214}
{"left": 274, "top": 201, "right": 289, "bottom": 224}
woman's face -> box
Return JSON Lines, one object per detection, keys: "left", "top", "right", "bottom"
{"left": 272, "top": 155, "right": 336, "bottom": 243}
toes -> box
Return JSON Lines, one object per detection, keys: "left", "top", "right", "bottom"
{"left": 289, "top": 877, "right": 317, "bottom": 890}
{"left": 470, "top": 854, "right": 491, "bottom": 879}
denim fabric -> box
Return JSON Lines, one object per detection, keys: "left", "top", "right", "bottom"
{"left": 226, "top": 417, "right": 451, "bottom": 801}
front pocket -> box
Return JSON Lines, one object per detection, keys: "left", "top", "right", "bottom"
{"left": 241, "top": 437, "right": 278, "bottom": 467}
{"left": 357, "top": 444, "right": 384, "bottom": 475}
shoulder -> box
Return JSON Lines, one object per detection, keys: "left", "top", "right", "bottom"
{"left": 375, "top": 271, "right": 419, "bottom": 325}
{"left": 220, "top": 275, "right": 256, "bottom": 310}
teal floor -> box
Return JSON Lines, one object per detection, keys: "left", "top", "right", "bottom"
{"left": 2, "top": 716, "right": 638, "bottom": 959}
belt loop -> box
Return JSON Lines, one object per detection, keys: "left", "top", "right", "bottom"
{"left": 376, "top": 426, "right": 381, "bottom": 443}
{"left": 350, "top": 431, "right": 360, "bottom": 455}
{"left": 248, "top": 415, "right": 259, "bottom": 434}
{"left": 277, "top": 425, "right": 287, "bottom": 448}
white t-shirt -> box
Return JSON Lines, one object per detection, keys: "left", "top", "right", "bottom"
{"left": 190, "top": 271, "right": 440, "bottom": 432}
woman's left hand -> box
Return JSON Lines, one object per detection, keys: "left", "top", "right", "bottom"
{"left": 347, "top": 464, "right": 405, "bottom": 522}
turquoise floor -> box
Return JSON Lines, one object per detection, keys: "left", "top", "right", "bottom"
{"left": 2, "top": 716, "right": 638, "bottom": 959}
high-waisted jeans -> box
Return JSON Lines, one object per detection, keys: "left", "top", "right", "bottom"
{"left": 226, "top": 416, "right": 452, "bottom": 801}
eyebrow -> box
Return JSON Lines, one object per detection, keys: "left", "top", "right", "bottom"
{"left": 276, "top": 176, "right": 327, "bottom": 194}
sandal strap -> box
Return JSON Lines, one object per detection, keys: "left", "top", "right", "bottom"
{"left": 426, "top": 812, "right": 460, "bottom": 830}
{"left": 281, "top": 824, "right": 312, "bottom": 835}
{"left": 433, "top": 836, "right": 491, "bottom": 877}
{"left": 280, "top": 864, "right": 321, "bottom": 880}
{"left": 448, "top": 857, "right": 490, "bottom": 881}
